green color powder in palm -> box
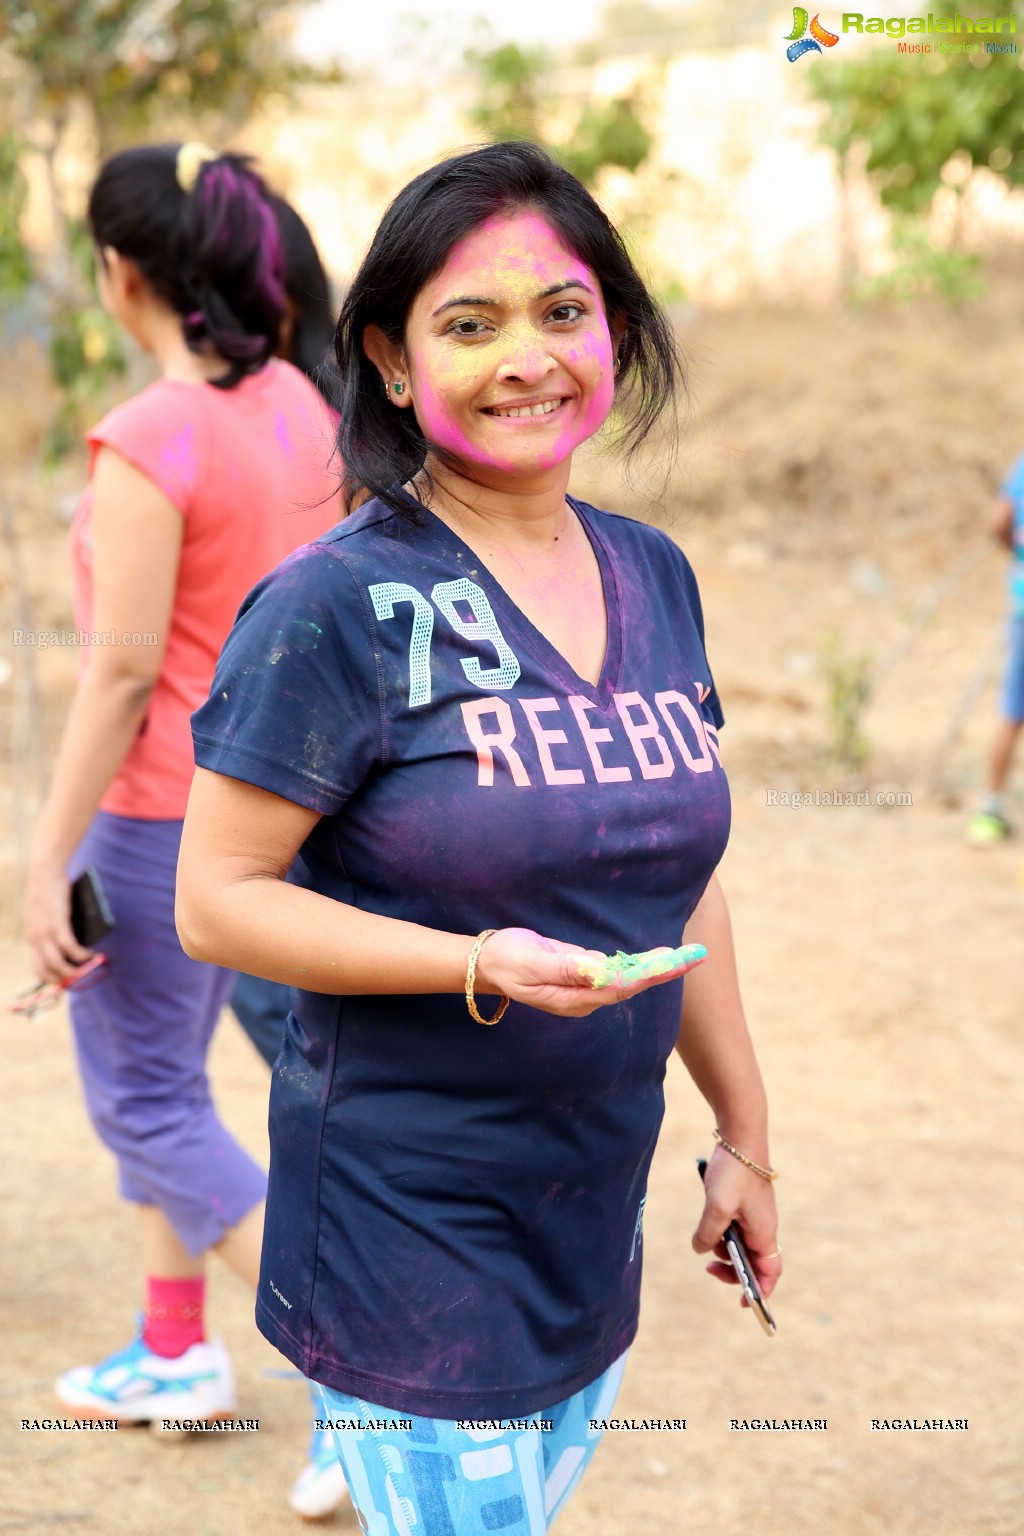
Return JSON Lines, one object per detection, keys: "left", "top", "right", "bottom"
{"left": 575, "top": 943, "right": 708, "bottom": 989}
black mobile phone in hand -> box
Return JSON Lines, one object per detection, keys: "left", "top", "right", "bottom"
{"left": 71, "top": 867, "right": 115, "bottom": 948}
{"left": 696, "top": 1157, "right": 777, "bottom": 1337}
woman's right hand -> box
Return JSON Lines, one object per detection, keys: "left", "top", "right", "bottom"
{"left": 25, "top": 846, "right": 93, "bottom": 984}
{"left": 473, "top": 927, "right": 706, "bottom": 1019}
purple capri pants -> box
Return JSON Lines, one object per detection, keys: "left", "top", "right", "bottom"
{"left": 68, "top": 811, "right": 267, "bottom": 1255}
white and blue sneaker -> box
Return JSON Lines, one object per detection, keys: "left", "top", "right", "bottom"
{"left": 289, "top": 1419, "right": 350, "bottom": 1521}
{"left": 55, "top": 1330, "right": 236, "bottom": 1425}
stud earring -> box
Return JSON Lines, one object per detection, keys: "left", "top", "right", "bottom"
{"left": 393, "top": 381, "right": 405, "bottom": 395}
{"left": 614, "top": 354, "right": 621, "bottom": 375}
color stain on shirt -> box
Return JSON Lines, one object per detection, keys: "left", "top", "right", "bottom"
{"left": 274, "top": 410, "right": 296, "bottom": 459}
{"left": 192, "top": 493, "right": 731, "bottom": 1419}
{"left": 159, "top": 424, "right": 197, "bottom": 483}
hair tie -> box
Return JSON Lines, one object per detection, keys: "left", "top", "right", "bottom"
{"left": 176, "top": 142, "right": 218, "bottom": 195}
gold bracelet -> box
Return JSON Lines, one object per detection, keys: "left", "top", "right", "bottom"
{"left": 713, "top": 1128, "right": 777, "bottom": 1182}
{"left": 465, "top": 929, "right": 509, "bottom": 1026}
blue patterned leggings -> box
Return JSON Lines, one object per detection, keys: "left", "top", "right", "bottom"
{"left": 315, "top": 1350, "right": 628, "bottom": 1536}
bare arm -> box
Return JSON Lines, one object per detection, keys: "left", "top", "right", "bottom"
{"left": 176, "top": 771, "right": 478, "bottom": 993}
{"left": 675, "top": 871, "right": 781, "bottom": 1299}
{"left": 176, "top": 767, "right": 706, "bottom": 1016}
{"left": 992, "top": 495, "right": 1014, "bottom": 552}
{"left": 26, "top": 449, "right": 181, "bottom": 979}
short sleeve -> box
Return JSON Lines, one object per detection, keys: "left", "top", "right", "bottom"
{"left": 191, "top": 544, "right": 383, "bottom": 815}
{"left": 86, "top": 382, "right": 202, "bottom": 515}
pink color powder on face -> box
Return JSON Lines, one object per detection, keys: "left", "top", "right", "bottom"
{"left": 406, "top": 212, "right": 616, "bottom": 481}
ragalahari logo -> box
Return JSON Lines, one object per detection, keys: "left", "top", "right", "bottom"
{"left": 785, "top": 8, "right": 840, "bottom": 60}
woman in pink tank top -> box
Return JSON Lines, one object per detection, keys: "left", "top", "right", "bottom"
{"left": 23, "top": 142, "right": 344, "bottom": 1514}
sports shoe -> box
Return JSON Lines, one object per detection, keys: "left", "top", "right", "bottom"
{"left": 289, "top": 1419, "right": 350, "bottom": 1521}
{"left": 967, "top": 810, "right": 1012, "bottom": 845}
{"left": 55, "top": 1329, "right": 236, "bottom": 1424}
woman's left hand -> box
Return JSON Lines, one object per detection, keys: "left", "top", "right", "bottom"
{"left": 692, "top": 1143, "right": 782, "bottom": 1301}
{"left": 25, "top": 847, "right": 92, "bottom": 983}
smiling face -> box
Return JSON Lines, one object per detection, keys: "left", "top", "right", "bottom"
{"left": 395, "top": 211, "right": 619, "bottom": 485}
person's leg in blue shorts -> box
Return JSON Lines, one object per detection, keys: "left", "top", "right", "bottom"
{"left": 970, "top": 615, "right": 1024, "bottom": 843}
{"left": 313, "top": 1349, "right": 629, "bottom": 1535}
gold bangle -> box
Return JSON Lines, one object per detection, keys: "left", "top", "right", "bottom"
{"left": 713, "top": 1128, "right": 778, "bottom": 1182}
{"left": 466, "top": 929, "right": 509, "bottom": 1026}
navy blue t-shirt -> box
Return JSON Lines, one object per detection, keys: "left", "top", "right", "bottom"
{"left": 192, "top": 493, "right": 731, "bottom": 1418}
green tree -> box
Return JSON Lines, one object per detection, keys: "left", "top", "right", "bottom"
{"left": 809, "top": 22, "right": 1024, "bottom": 217}
{"left": 465, "top": 40, "right": 549, "bottom": 143}
{"left": 0, "top": 130, "right": 31, "bottom": 300}
{"left": 2, "top": 1, "right": 334, "bottom": 159}
{"left": 559, "top": 97, "right": 653, "bottom": 185}
{"left": 807, "top": 3, "right": 1024, "bottom": 300}
{"left": 0, "top": 0, "right": 340, "bottom": 457}
{"left": 464, "top": 37, "right": 652, "bottom": 188}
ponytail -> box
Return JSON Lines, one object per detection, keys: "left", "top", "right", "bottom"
{"left": 88, "top": 143, "right": 286, "bottom": 384}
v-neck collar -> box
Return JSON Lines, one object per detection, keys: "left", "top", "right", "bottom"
{"left": 393, "top": 488, "right": 623, "bottom": 710}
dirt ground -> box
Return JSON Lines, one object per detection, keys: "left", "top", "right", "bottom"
{"left": 2, "top": 272, "right": 1024, "bottom": 1534}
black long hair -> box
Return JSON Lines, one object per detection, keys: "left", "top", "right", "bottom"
{"left": 334, "top": 141, "right": 681, "bottom": 517}
{"left": 88, "top": 144, "right": 285, "bottom": 386}
{"left": 268, "top": 194, "right": 336, "bottom": 399}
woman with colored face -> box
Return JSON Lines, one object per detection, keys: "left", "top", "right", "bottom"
{"left": 177, "top": 142, "right": 780, "bottom": 1534}
{"left": 388, "top": 211, "right": 617, "bottom": 477}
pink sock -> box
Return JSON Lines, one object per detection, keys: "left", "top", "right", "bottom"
{"left": 143, "top": 1275, "right": 206, "bottom": 1358}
